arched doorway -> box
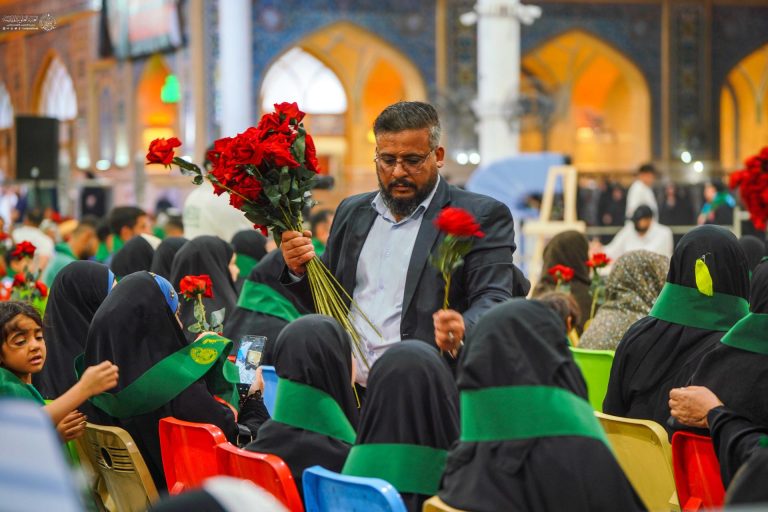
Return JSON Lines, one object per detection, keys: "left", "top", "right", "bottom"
{"left": 720, "top": 44, "right": 768, "bottom": 171}
{"left": 520, "top": 30, "right": 651, "bottom": 173}
{"left": 259, "top": 21, "right": 428, "bottom": 199}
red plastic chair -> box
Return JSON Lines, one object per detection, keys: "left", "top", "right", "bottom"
{"left": 215, "top": 442, "right": 304, "bottom": 512}
{"left": 671, "top": 431, "right": 726, "bottom": 511}
{"left": 158, "top": 417, "right": 228, "bottom": 495}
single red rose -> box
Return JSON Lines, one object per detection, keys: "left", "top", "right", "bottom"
{"left": 34, "top": 281, "right": 48, "bottom": 298}
{"left": 586, "top": 253, "right": 611, "bottom": 268}
{"left": 179, "top": 274, "right": 213, "bottom": 299}
{"left": 0, "top": 231, "right": 9, "bottom": 241}
{"left": 257, "top": 112, "right": 292, "bottom": 136}
{"left": 263, "top": 133, "right": 299, "bottom": 168}
{"left": 146, "top": 137, "right": 182, "bottom": 166}
{"left": 434, "top": 207, "right": 485, "bottom": 238}
{"left": 548, "top": 264, "right": 575, "bottom": 282}
{"left": 253, "top": 224, "right": 268, "bottom": 236}
{"left": 274, "top": 102, "right": 305, "bottom": 123}
{"left": 12, "top": 273, "right": 25, "bottom": 287}
{"left": 223, "top": 133, "right": 265, "bottom": 167}
{"left": 304, "top": 133, "right": 319, "bottom": 173}
{"left": 11, "top": 241, "right": 36, "bottom": 260}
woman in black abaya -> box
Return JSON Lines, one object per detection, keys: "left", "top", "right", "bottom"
{"left": 246, "top": 315, "right": 358, "bottom": 495}
{"left": 34, "top": 261, "right": 115, "bottom": 399}
{"left": 604, "top": 225, "right": 750, "bottom": 433}
{"left": 84, "top": 272, "right": 259, "bottom": 490}
{"left": 231, "top": 230, "right": 268, "bottom": 291}
{"left": 150, "top": 237, "right": 187, "bottom": 279}
{"left": 438, "top": 299, "right": 642, "bottom": 512}
{"left": 738, "top": 235, "right": 766, "bottom": 275}
{"left": 170, "top": 236, "right": 239, "bottom": 342}
{"left": 110, "top": 235, "right": 155, "bottom": 279}
{"left": 342, "top": 341, "right": 459, "bottom": 512}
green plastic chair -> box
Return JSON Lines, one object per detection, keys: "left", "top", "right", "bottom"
{"left": 570, "top": 348, "right": 615, "bottom": 411}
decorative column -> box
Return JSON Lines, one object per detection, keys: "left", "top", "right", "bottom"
{"left": 218, "top": 0, "right": 253, "bottom": 136}
{"left": 469, "top": 0, "right": 540, "bottom": 166}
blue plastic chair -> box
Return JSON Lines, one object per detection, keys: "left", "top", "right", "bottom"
{"left": 303, "top": 465, "right": 407, "bottom": 512}
{"left": 0, "top": 398, "right": 83, "bottom": 512}
{"left": 261, "top": 365, "right": 278, "bottom": 416}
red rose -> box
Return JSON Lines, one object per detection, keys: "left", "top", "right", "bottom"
{"left": 263, "top": 133, "right": 299, "bottom": 168}
{"left": 179, "top": 274, "right": 213, "bottom": 299}
{"left": 257, "top": 112, "right": 292, "bottom": 136}
{"left": 274, "top": 102, "right": 305, "bottom": 123}
{"left": 222, "top": 132, "right": 265, "bottom": 167}
{"left": 146, "top": 137, "right": 182, "bottom": 166}
{"left": 434, "top": 207, "right": 485, "bottom": 238}
{"left": 586, "top": 253, "right": 611, "bottom": 268}
{"left": 0, "top": 232, "right": 9, "bottom": 241}
{"left": 11, "top": 241, "right": 36, "bottom": 260}
{"left": 548, "top": 264, "right": 575, "bottom": 282}
{"left": 34, "top": 281, "right": 48, "bottom": 298}
{"left": 253, "top": 224, "right": 268, "bottom": 236}
{"left": 229, "top": 176, "right": 263, "bottom": 209}
{"left": 304, "top": 133, "right": 319, "bottom": 173}
{"left": 12, "top": 273, "right": 25, "bottom": 287}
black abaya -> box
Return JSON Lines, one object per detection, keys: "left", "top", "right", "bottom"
{"left": 150, "top": 237, "right": 187, "bottom": 279}
{"left": 245, "top": 315, "right": 357, "bottom": 495}
{"left": 110, "top": 235, "right": 155, "bottom": 279}
{"left": 604, "top": 225, "right": 750, "bottom": 434}
{"left": 34, "top": 261, "right": 113, "bottom": 399}
{"left": 438, "top": 299, "right": 642, "bottom": 512}
{"left": 169, "top": 236, "right": 238, "bottom": 342}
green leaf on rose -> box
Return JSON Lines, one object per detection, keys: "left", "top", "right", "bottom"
{"left": 210, "top": 308, "right": 225, "bottom": 328}
{"left": 187, "top": 323, "right": 202, "bottom": 333}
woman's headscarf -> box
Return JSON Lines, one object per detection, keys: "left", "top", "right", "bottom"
{"left": 110, "top": 235, "right": 155, "bottom": 280}
{"left": 532, "top": 230, "right": 592, "bottom": 332}
{"left": 150, "top": 237, "right": 187, "bottom": 279}
{"left": 580, "top": 250, "right": 669, "bottom": 350}
{"left": 738, "top": 235, "right": 766, "bottom": 274}
{"left": 343, "top": 341, "right": 459, "bottom": 512}
{"left": 438, "top": 299, "right": 642, "bottom": 512}
{"left": 246, "top": 315, "right": 357, "bottom": 494}
{"left": 34, "top": 261, "right": 114, "bottom": 399}
{"left": 231, "top": 230, "right": 268, "bottom": 281}
{"left": 690, "top": 261, "right": 768, "bottom": 428}
{"left": 169, "top": 236, "right": 238, "bottom": 342}
{"left": 604, "top": 225, "right": 750, "bottom": 432}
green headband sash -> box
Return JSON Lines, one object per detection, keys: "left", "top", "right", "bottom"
{"left": 237, "top": 280, "right": 302, "bottom": 323}
{"left": 342, "top": 444, "right": 447, "bottom": 495}
{"left": 721, "top": 312, "right": 768, "bottom": 355}
{"left": 460, "top": 385, "right": 609, "bottom": 447}
{"left": 236, "top": 254, "right": 259, "bottom": 279}
{"left": 649, "top": 282, "right": 748, "bottom": 332}
{"left": 271, "top": 378, "right": 356, "bottom": 444}
{"left": 76, "top": 334, "right": 239, "bottom": 418}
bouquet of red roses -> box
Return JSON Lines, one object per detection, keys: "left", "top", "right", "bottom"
{"left": 729, "top": 146, "right": 768, "bottom": 230}
{"left": 147, "top": 102, "right": 377, "bottom": 366}
{"left": 8, "top": 241, "right": 48, "bottom": 314}
{"left": 179, "top": 274, "right": 223, "bottom": 334}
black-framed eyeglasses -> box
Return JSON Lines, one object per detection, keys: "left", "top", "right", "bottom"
{"left": 374, "top": 149, "right": 434, "bottom": 175}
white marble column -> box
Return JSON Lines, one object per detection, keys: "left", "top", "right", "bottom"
{"left": 218, "top": 0, "right": 253, "bottom": 136}
{"left": 474, "top": 0, "right": 540, "bottom": 166}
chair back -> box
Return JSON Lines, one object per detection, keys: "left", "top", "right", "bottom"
{"left": 671, "top": 431, "right": 725, "bottom": 511}
{"left": 422, "top": 495, "right": 470, "bottom": 512}
{"left": 0, "top": 398, "right": 83, "bottom": 512}
{"left": 262, "top": 365, "right": 278, "bottom": 415}
{"left": 215, "top": 442, "right": 304, "bottom": 512}
{"left": 79, "top": 423, "right": 159, "bottom": 512}
{"left": 570, "top": 347, "right": 614, "bottom": 411}
{"left": 596, "top": 412, "right": 677, "bottom": 511}
{"left": 302, "top": 465, "right": 407, "bottom": 512}
{"left": 158, "top": 417, "right": 228, "bottom": 495}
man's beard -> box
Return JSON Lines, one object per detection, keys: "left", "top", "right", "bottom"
{"left": 377, "top": 172, "right": 438, "bottom": 219}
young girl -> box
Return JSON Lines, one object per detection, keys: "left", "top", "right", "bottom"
{"left": 0, "top": 301, "right": 119, "bottom": 439}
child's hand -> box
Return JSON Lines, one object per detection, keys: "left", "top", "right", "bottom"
{"left": 80, "top": 361, "right": 119, "bottom": 397}
{"left": 57, "top": 410, "right": 87, "bottom": 441}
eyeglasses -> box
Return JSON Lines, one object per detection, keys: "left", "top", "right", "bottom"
{"left": 374, "top": 149, "right": 434, "bottom": 175}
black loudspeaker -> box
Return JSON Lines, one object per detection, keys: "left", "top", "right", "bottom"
{"left": 15, "top": 116, "right": 59, "bottom": 181}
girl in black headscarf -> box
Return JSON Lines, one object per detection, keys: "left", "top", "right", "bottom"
{"left": 150, "top": 237, "right": 187, "bottom": 279}
{"left": 245, "top": 315, "right": 358, "bottom": 495}
{"left": 231, "top": 230, "right": 268, "bottom": 284}
{"left": 438, "top": 299, "right": 642, "bottom": 512}
{"left": 83, "top": 272, "right": 257, "bottom": 490}
{"left": 531, "top": 231, "right": 592, "bottom": 333}
{"left": 342, "top": 341, "right": 459, "bottom": 512}
{"left": 170, "top": 236, "right": 239, "bottom": 342}
{"left": 110, "top": 235, "right": 155, "bottom": 280}
{"left": 34, "top": 261, "right": 115, "bottom": 399}
{"left": 738, "top": 235, "right": 766, "bottom": 275}
{"left": 223, "top": 251, "right": 307, "bottom": 360}
{"left": 604, "top": 225, "right": 750, "bottom": 433}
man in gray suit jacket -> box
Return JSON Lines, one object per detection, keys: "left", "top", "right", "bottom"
{"left": 281, "top": 101, "right": 528, "bottom": 385}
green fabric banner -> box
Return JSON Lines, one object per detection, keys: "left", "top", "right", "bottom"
{"left": 271, "top": 378, "right": 356, "bottom": 444}
{"left": 76, "top": 334, "right": 239, "bottom": 418}
{"left": 649, "top": 282, "right": 748, "bottom": 332}
{"left": 342, "top": 443, "right": 447, "bottom": 495}
{"left": 236, "top": 280, "right": 302, "bottom": 323}
{"left": 460, "top": 385, "right": 609, "bottom": 447}
{"left": 0, "top": 368, "right": 45, "bottom": 405}
{"left": 721, "top": 312, "right": 768, "bottom": 355}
